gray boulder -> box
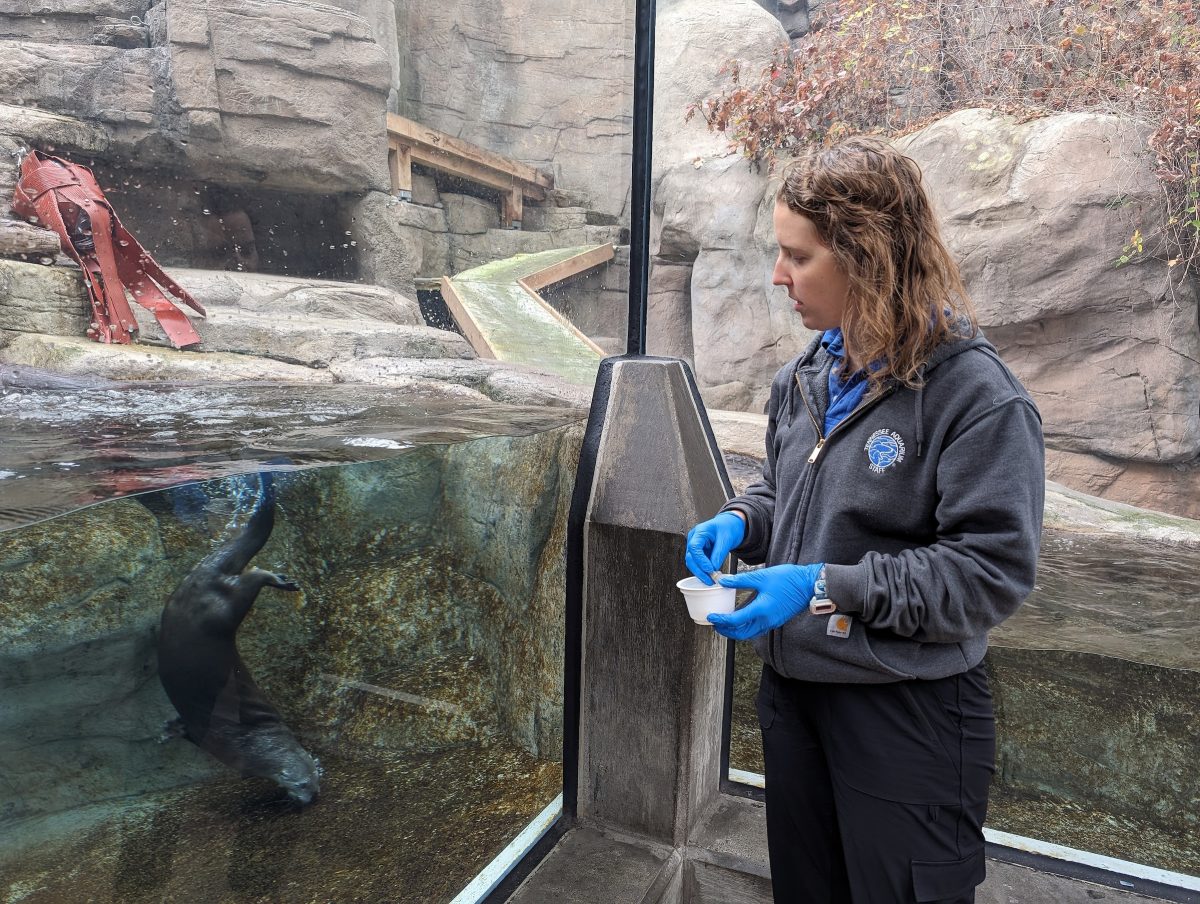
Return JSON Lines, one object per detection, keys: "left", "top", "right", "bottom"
{"left": 0, "top": 0, "right": 390, "bottom": 194}
{"left": 168, "top": 268, "right": 423, "bottom": 325}
{"left": 651, "top": 0, "right": 802, "bottom": 411}
{"left": 899, "top": 110, "right": 1200, "bottom": 494}
{"left": 146, "top": 0, "right": 391, "bottom": 192}
{"left": 0, "top": 261, "right": 89, "bottom": 336}
{"left": 399, "top": 0, "right": 633, "bottom": 218}
{"left": 0, "top": 332, "right": 337, "bottom": 382}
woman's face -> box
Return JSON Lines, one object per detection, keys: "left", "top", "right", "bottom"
{"left": 772, "top": 201, "right": 850, "bottom": 333}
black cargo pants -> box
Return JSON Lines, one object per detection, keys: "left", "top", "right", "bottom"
{"left": 757, "top": 662, "right": 995, "bottom": 904}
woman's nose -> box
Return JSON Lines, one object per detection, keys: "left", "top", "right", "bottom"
{"left": 771, "top": 258, "right": 789, "bottom": 286}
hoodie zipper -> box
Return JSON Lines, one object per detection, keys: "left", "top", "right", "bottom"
{"left": 768, "top": 373, "right": 897, "bottom": 671}
{"left": 791, "top": 370, "right": 896, "bottom": 555}
{"left": 794, "top": 372, "right": 896, "bottom": 464}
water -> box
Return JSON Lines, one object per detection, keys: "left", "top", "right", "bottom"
{"left": 0, "top": 421, "right": 578, "bottom": 902}
{"left": 0, "top": 366, "right": 582, "bottom": 530}
{"left": 995, "top": 530, "right": 1200, "bottom": 671}
{"left": 729, "top": 528, "right": 1200, "bottom": 878}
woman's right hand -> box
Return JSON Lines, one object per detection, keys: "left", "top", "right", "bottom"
{"left": 685, "top": 511, "right": 746, "bottom": 584}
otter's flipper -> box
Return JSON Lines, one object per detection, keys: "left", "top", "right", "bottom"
{"left": 159, "top": 717, "right": 187, "bottom": 744}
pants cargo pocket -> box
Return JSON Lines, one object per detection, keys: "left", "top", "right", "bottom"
{"left": 754, "top": 667, "right": 776, "bottom": 730}
{"left": 911, "top": 849, "right": 985, "bottom": 903}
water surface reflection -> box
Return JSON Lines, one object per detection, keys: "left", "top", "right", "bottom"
{"left": 0, "top": 369, "right": 582, "bottom": 530}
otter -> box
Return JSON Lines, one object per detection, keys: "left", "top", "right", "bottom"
{"left": 157, "top": 474, "right": 321, "bottom": 806}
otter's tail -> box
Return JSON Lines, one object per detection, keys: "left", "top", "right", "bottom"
{"left": 211, "top": 472, "right": 278, "bottom": 575}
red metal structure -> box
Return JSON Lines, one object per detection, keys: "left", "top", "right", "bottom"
{"left": 13, "top": 151, "right": 206, "bottom": 349}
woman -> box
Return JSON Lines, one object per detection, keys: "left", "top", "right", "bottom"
{"left": 685, "top": 137, "right": 1044, "bottom": 904}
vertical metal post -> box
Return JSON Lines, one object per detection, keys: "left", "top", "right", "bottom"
{"left": 625, "top": 0, "right": 655, "bottom": 356}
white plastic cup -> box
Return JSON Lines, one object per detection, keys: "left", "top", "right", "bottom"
{"left": 676, "top": 575, "right": 736, "bottom": 625}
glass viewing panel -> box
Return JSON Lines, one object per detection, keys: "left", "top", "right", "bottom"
{"left": 0, "top": 431, "right": 578, "bottom": 900}
{"left": 645, "top": 0, "right": 1200, "bottom": 887}
{"left": 0, "top": 0, "right": 633, "bottom": 897}
{"left": 727, "top": 531, "right": 1200, "bottom": 878}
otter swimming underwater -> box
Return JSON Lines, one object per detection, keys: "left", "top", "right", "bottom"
{"left": 157, "top": 474, "right": 321, "bottom": 806}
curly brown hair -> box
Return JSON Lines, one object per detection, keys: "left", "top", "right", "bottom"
{"left": 776, "top": 137, "right": 977, "bottom": 393}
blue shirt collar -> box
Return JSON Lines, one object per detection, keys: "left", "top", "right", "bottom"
{"left": 821, "top": 328, "right": 857, "bottom": 381}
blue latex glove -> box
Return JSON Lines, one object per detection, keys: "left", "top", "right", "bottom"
{"left": 686, "top": 511, "right": 746, "bottom": 585}
{"left": 708, "top": 563, "right": 825, "bottom": 640}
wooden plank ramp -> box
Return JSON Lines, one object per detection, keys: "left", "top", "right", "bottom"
{"left": 441, "top": 243, "right": 614, "bottom": 386}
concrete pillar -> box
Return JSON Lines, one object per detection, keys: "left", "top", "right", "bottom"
{"left": 574, "top": 356, "right": 732, "bottom": 845}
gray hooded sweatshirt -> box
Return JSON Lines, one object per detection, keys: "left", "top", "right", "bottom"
{"left": 723, "top": 330, "right": 1044, "bottom": 683}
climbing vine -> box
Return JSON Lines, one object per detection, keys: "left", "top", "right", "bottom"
{"left": 686, "top": 0, "right": 1200, "bottom": 278}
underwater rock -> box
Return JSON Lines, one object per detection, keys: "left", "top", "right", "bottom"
{"left": 157, "top": 474, "right": 321, "bottom": 806}
{"left": 988, "top": 645, "right": 1200, "bottom": 870}
{"left": 0, "top": 499, "right": 189, "bottom": 832}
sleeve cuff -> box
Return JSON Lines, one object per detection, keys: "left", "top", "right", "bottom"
{"left": 824, "top": 563, "right": 869, "bottom": 616}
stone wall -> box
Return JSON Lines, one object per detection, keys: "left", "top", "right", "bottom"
{"left": 398, "top": 0, "right": 635, "bottom": 219}
{"left": 901, "top": 110, "right": 1200, "bottom": 517}
{"left": 0, "top": 0, "right": 633, "bottom": 330}
{"left": 0, "top": 0, "right": 391, "bottom": 194}
{"left": 651, "top": 0, "right": 803, "bottom": 412}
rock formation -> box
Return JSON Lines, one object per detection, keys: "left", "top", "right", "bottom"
{"left": 3, "top": 0, "right": 1198, "bottom": 520}
{"left": 0, "top": 0, "right": 632, "bottom": 411}
{"left": 397, "top": 0, "right": 635, "bottom": 219}
{"left": 650, "top": 1, "right": 1200, "bottom": 516}
{"left": 900, "top": 110, "right": 1200, "bottom": 517}
{"left": 651, "top": 0, "right": 803, "bottom": 412}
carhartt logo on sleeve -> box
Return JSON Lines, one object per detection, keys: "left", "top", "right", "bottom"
{"left": 865, "top": 429, "right": 906, "bottom": 473}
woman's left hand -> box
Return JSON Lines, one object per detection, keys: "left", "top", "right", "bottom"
{"left": 708, "top": 563, "right": 824, "bottom": 641}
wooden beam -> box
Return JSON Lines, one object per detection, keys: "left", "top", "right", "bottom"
{"left": 516, "top": 279, "right": 606, "bottom": 357}
{"left": 516, "top": 244, "right": 615, "bottom": 356}
{"left": 388, "top": 145, "right": 412, "bottom": 199}
{"left": 387, "top": 113, "right": 553, "bottom": 190}
{"left": 393, "top": 141, "right": 535, "bottom": 196}
{"left": 394, "top": 140, "right": 548, "bottom": 201}
{"left": 521, "top": 243, "right": 615, "bottom": 292}
{"left": 503, "top": 186, "right": 524, "bottom": 229}
{"left": 439, "top": 275, "right": 497, "bottom": 359}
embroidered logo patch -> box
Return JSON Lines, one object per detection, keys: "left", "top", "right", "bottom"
{"left": 865, "top": 429, "right": 906, "bottom": 474}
